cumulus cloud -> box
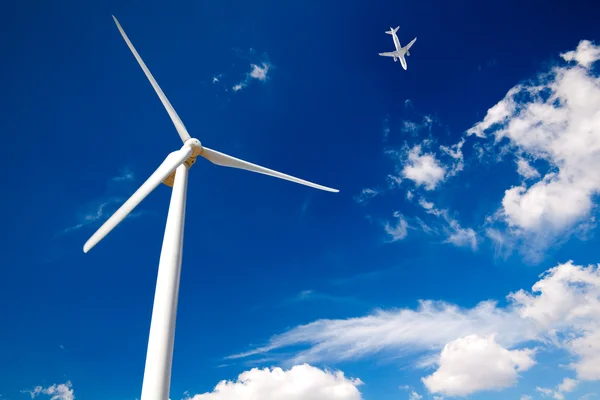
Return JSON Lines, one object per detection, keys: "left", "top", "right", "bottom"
{"left": 468, "top": 39, "right": 600, "bottom": 255}
{"left": 558, "top": 377, "right": 579, "bottom": 393}
{"left": 230, "top": 260, "right": 600, "bottom": 396}
{"left": 562, "top": 40, "right": 600, "bottom": 68}
{"left": 422, "top": 334, "right": 535, "bottom": 396}
{"left": 24, "top": 381, "right": 74, "bottom": 400}
{"left": 401, "top": 144, "right": 447, "bottom": 190}
{"left": 184, "top": 364, "right": 363, "bottom": 400}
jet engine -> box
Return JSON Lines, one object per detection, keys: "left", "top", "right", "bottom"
{"left": 407, "top": 51, "right": 410, "bottom": 56}
{"left": 393, "top": 56, "right": 397, "bottom": 62}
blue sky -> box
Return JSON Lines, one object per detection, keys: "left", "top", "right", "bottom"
{"left": 2, "top": 0, "right": 600, "bottom": 399}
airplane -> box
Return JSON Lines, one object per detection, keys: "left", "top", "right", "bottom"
{"left": 378, "top": 26, "right": 417, "bottom": 70}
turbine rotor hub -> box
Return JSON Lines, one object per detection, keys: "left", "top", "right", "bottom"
{"left": 185, "top": 138, "right": 202, "bottom": 152}
{"left": 163, "top": 138, "right": 203, "bottom": 187}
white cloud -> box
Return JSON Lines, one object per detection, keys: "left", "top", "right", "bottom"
{"left": 400, "top": 115, "right": 434, "bottom": 137}
{"left": 422, "top": 334, "right": 535, "bottom": 397}
{"left": 562, "top": 40, "right": 600, "bottom": 68}
{"left": 384, "top": 212, "right": 409, "bottom": 242}
{"left": 417, "top": 198, "right": 478, "bottom": 250}
{"left": 408, "top": 391, "right": 423, "bottom": 400}
{"left": 229, "top": 261, "right": 600, "bottom": 396}
{"left": 516, "top": 158, "right": 541, "bottom": 180}
{"left": 184, "top": 364, "right": 363, "bottom": 400}
{"left": 233, "top": 61, "right": 272, "bottom": 92}
{"left": 558, "top": 377, "right": 579, "bottom": 393}
{"left": 444, "top": 223, "right": 478, "bottom": 251}
{"left": 401, "top": 145, "right": 446, "bottom": 190}
{"left": 439, "top": 137, "right": 466, "bottom": 177}
{"left": 521, "top": 396, "right": 533, "bottom": 400}
{"left": 24, "top": 381, "right": 74, "bottom": 400}
{"left": 228, "top": 298, "right": 530, "bottom": 365}
{"left": 537, "top": 386, "right": 554, "bottom": 396}
{"left": 536, "top": 377, "right": 578, "bottom": 400}
{"left": 249, "top": 63, "right": 270, "bottom": 81}
{"left": 468, "top": 39, "right": 600, "bottom": 254}
{"left": 387, "top": 174, "right": 403, "bottom": 189}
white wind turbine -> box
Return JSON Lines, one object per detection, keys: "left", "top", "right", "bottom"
{"left": 84, "top": 16, "right": 338, "bottom": 400}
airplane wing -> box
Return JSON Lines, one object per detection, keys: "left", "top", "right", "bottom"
{"left": 405, "top": 37, "right": 417, "bottom": 52}
{"left": 378, "top": 52, "right": 396, "bottom": 57}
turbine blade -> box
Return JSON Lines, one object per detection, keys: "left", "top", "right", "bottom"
{"left": 83, "top": 145, "right": 193, "bottom": 253}
{"left": 201, "top": 147, "right": 339, "bottom": 193}
{"left": 112, "top": 15, "right": 191, "bottom": 143}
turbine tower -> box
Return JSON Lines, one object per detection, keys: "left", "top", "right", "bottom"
{"left": 84, "top": 16, "right": 338, "bottom": 400}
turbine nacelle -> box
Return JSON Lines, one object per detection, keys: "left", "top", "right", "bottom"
{"left": 162, "top": 138, "right": 202, "bottom": 187}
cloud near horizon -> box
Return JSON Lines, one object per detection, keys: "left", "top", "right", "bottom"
{"left": 184, "top": 364, "right": 363, "bottom": 400}
{"left": 23, "top": 381, "right": 74, "bottom": 400}
{"left": 228, "top": 260, "right": 600, "bottom": 396}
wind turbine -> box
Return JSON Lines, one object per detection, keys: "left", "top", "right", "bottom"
{"left": 84, "top": 16, "right": 338, "bottom": 400}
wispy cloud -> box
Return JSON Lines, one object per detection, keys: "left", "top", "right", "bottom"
{"left": 353, "top": 188, "right": 380, "bottom": 206}
{"left": 383, "top": 211, "right": 409, "bottom": 242}
{"left": 382, "top": 115, "right": 390, "bottom": 142}
{"left": 418, "top": 197, "right": 478, "bottom": 251}
{"left": 60, "top": 168, "right": 143, "bottom": 235}
{"left": 535, "top": 377, "right": 578, "bottom": 400}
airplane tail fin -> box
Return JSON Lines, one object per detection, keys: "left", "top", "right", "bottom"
{"left": 385, "top": 26, "right": 399, "bottom": 35}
